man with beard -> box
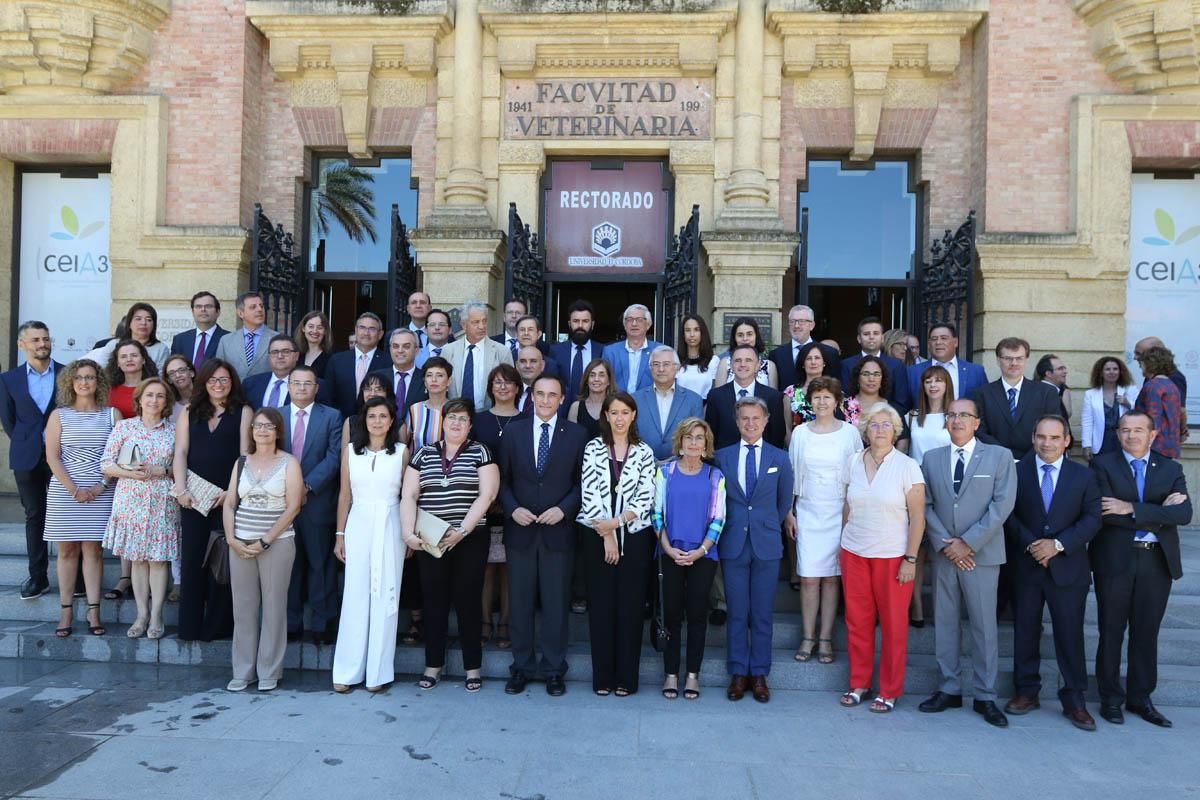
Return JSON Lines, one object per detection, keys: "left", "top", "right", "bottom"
{"left": 550, "top": 299, "right": 604, "bottom": 405}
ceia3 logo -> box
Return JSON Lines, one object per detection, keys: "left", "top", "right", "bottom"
{"left": 568, "top": 220, "right": 643, "bottom": 268}
{"left": 42, "top": 205, "right": 109, "bottom": 275}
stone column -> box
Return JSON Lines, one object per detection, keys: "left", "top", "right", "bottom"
{"left": 436, "top": 0, "right": 490, "bottom": 224}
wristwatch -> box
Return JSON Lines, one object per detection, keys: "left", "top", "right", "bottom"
{"left": 259, "top": 539, "right": 271, "bottom": 550}
{"left": 1053, "top": 539, "right": 1064, "bottom": 553}
{"left": 902, "top": 554, "right": 918, "bottom": 564}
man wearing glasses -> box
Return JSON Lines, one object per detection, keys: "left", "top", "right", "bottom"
{"left": 327, "top": 312, "right": 389, "bottom": 417}
{"left": 245, "top": 335, "right": 300, "bottom": 410}
{"left": 602, "top": 304, "right": 660, "bottom": 393}
{"left": 769, "top": 304, "right": 840, "bottom": 390}
{"left": 170, "top": 291, "right": 228, "bottom": 369}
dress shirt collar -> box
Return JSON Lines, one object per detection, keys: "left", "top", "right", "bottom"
{"left": 654, "top": 384, "right": 676, "bottom": 398}
{"left": 625, "top": 340, "right": 649, "bottom": 354}
{"left": 952, "top": 436, "right": 977, "bottom": 461}
{"left": 25, "top": 361, "right": 52, "bottom": 377}
{"left": 1002, "top": 377, "right": 1022, "bottom": 392}
{"left": 733, "top": 378, "right": 756, "bottom": 393}
{"left": 1035, "top": 453, "right": 1064, "bottom": 473}
{"left": 290, "top": 400, "right": 314, "bottom": 415}
{"left": 353, "top": 346, "right": 375, "bottom": 361}
{"left": 741, "top": 437, "right": 763, "bottom": 449}
{"left": 1122, "top": 449, "right": 1152, "bottom": 469}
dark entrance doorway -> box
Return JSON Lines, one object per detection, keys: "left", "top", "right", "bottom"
{"left": 310, "top": 277, "right": 390, "bottom": 349}
{"left": 807, "top": 285, "right": 908, "bottom": 354}
{"left": 549, "top": 281, "right": 657, "bottom": 344}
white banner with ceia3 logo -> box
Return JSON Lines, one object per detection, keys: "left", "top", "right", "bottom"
{"left": 18, "top": 172, "right": 112, "bottom": 364}
{"left": 1128, "top": 173, "right": 1199, "bottom": 423}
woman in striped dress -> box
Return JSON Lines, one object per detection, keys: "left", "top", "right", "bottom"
{"left": 403, "top": 355, "right": 451, "bottom": 451}
{"left": 44, "top": 359, "right": 118, "bottom": 638}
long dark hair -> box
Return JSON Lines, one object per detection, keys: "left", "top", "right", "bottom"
{"left": 915, "top": 364, "right": 953, "bottom": 425}
{"left": 728, "top": 316, "right": 765, "bottom": 355}
{"left": 678, "top": 313, "right": 714, "bottom": 368}
{"left": 122, "top": 302, "right": 160, "bottom": 345}
{"left": 598, "top": 391, "right": 642, "bottom": 447}
{"left": 351, "top": 397, "right": 400, "bottom": 455}
{"left": 105, "top": 338, "right": 158, "bottom": 386}
{"left": 189, "top": 358, "right": 246, "bottom": 421}
{"left": 348, "top": 372, "right": 398, "bottom": 442}
{"left": 794, "top": 341, "right": 827, "bottom": 386}
{"left": 579, "top": 357, "right": 614, "bottom": 402}
{"left": 1089, "top": 356, "right": 1133, "bottom": 389}
{"left": 849, "top": 355, "right": 890, "bottom": 398}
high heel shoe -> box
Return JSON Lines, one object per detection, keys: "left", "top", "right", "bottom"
{"left": 86, "top": 603, "right": 106, "bottom": 636}
{"left": 56, "top": 603, "right": 73, "bottom": 638}
{"left": 683, "top": 673, "right": 701, "bottom": 700}
{"left": 103, "top": 576, "right": 132, "bottom": 601}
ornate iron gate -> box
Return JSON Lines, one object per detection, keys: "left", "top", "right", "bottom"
{"left": 387, "top": 203, "right": 419, "bottom": 329}
{"left": 248, "top": 203, "right": 304, "bottom": 336}
{"left": 661, "top": 204, "right": 700, "bottom": 348}
{"left": 916, "top": 210, "right": 977, "bottom": 358}
{"left": 503, "top": 203, "right": 546, "bottom": 323}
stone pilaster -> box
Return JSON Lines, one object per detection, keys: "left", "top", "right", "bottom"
{"left": 703, "top": 230, "right": 799, "bottom": 346}
{"left": 409, "top": 228, "right": 505, "bottom": 328}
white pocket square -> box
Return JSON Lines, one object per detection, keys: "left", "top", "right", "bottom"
{"left": 767, "top": 467, "right": 779, "bottom": 474}
{"left": 973, "top": 474, "right": 992, "bottom": 478}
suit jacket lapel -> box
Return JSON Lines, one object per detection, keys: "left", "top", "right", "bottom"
{"left": 1012, "top": 379, "right": 1035, "bottom": 426}
{"left": 955, "top": 444, "right": 984, "bottom": 497}
{"left": 643, "top": 394, "right": 663, "bottom": 435}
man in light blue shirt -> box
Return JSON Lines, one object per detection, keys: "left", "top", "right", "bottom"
{"left": 415, "top": 308, "right": 452, "bottom": 368}
{"left": 602, "top": 303, "right": 659, "bottom": 394}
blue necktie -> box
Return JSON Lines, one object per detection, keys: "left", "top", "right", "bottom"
{"left": 1008, "top": 387, "right": 1018, "bottom": 420}
{"left": 1132, "top": 458, "right": 1149, "bottom": 540}
{"left": 267, "top": 378, "right": 285, "bottom": 408}
{"left": 508, "top": 338, "right": 518, "bottom": 362}
{"left": 536, "top": 422, "right": 550, "bottom": 476}
{"left": 244, "top": 330, "right": 256, "bottom": 367}
{"left": 744, "top": 443, "right": 758, "bottom": 497}
{"left": 1041, "top": 464, "right": 1054, "bottom": 513}
{"left": 461, "top": 344, "right": 476, "bottom": 407}
{"left": 953, "top": 448, "right": 965, "bottom": 494}
{"left": 570, "top": 345, "right": 584, "bottom": 399}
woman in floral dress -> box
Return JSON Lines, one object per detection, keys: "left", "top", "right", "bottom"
{"left": 102, "top": 377, "right": 180, "bottom": 639}
{"left": 784, "top": 342, "right": 832, "bottom": 428}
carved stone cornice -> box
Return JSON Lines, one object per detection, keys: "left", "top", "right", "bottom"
{"left": 0, "top": 0, "right": 170, "bottom": 95}
{"left": 246, "top": 1, "right": 452, "bottom": 156}
{"left": 767, "top": 8, "right": 982, "bottom": 160}
{"left": 1074, "top": 0, "right": 1200, "bottom": 94}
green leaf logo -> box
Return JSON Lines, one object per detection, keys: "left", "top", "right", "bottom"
{"left": 61, "top": 206, "right": 79, "bottom": 237}
{"left": 1144, "top": 208, "right": 1200, "bottom": 246}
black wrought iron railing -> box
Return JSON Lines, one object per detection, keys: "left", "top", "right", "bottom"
{"left": 503, "top": 203, "right": 546, "bottom": 324}
{"left": 661, "top": 204, "right": 700, "bottom": 348}
{"left": 248, "top": 203, "right": 304, "bottom": 336}
{"left": 916, "top": 210, "right": 977, "bottom": 358}
{"left": 388, "top": 203, "right": 419, "bottom": 329}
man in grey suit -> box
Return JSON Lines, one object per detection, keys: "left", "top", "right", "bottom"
{"left": 213, "top": 291, "right": 278, "bottom": 379}
{"left": 443, "top": 301, "right": 513, "bottom": 410}
{"left": 634, "top": 346, "right": 703, "bottom": 462}
{"left": 918, "top": 397, "right": 1017, "bottom": 727}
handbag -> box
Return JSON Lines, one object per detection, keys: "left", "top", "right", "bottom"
{"left": 116, "top": 441, "right": 143, "bottom": 470}
{"left": 414, "top": 508, "right": 450, "bottom": 559}
{"left": 204, "top": 531, "right": 230, "bottom": 585}
{"left": 182, "top": 470, "right": 224, "bottom": 516}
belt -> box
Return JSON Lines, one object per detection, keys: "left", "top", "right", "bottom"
{"left": 1132, "top": 540, "right": 1159, "bottom": 550}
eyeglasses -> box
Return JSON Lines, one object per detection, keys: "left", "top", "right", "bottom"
{"left": 868, "top": 421, "right": 895, "bottom": 430}
{"left": 998, "top": 355, "right": 1026, "bottom": 363}
{"left": 788, "top": 318, "right": 814, "bottom": 326}
{"left": 624, "top": 316, "right": 648, "bottom": 323}
{"left": 492, "top": 378, "right": 516, "bottom": 386}
{"left": 444, "top": 414, "right": 471, "bottom": 424}
{"left": 166, "top": 368, "right": 192, "bottom": 378}
{"left": 251, "top": 422, "right": 276, "bottom": 431}
{"left": 269, "top": 349, "right": 296, "bottom": 357}
{"left": 73, "top": 375, "right": 98, "bottom": 382}
{"left": 192, "top": 303, "right": 217, "bottom": 311}
{"left": 945, "top": 412, "right": 978, "bottom": 421}
{"left": 289, "top": 381, "right": 317, "bottom": 389}
{"left": 650, "top": 362, "right": 676, "bottom": 369}
{"left": 206, "top": 377, "right": 231, "bottom": 386}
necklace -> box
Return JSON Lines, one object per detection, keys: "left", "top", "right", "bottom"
{"left": 494, "top": 412, "right": 517, "bottom": 438}
{"left": 868, "top": 450, "right": 889, "bottom": 468}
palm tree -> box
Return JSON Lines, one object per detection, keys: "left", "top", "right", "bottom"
{"left": 314, "top": 163, "right": 378, "bottom": 244}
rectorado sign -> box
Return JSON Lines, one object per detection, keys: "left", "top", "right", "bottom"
{"left": 544, "top": 161, "right": 670, "bottom": 275}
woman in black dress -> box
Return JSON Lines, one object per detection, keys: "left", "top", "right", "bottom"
{"left": 172, "top": 359, "right": 252, "bottom": 641}
{"left": 567, "top": 358, "right": 614, "bottom": 440}
{"left": 294, "top": 310, "right": 333, "bottom": 379}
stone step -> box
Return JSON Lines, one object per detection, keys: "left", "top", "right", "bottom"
{"left": 0, "top": 555, "right": 126, "bottom": 586}
{"left": 6, "top": 618, "right": 1200, "bottom": 706}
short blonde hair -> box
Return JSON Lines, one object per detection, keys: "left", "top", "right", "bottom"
{"left": 132, "top": 377, "right": 173, "bottom": 421}
{"left": 671, "top": 417, "right": 714, "bottom": 459}
{"left": 856, "top": 400, "right": 903, "bottom": 443}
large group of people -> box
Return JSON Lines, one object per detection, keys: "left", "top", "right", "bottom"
{"left": 0, "top": 291, "right": 1192, "bottom": 732}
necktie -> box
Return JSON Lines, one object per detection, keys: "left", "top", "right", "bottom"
{"left": 1132, "top": 458, "right": 1149, "bottom": 540}
{"left": 244, "top": 330, "right": 256, "bottom": 367}
{"left": 292, "top": 409, "right": 307, "bottom": 457}
{"left": 953, "top": 447, "right": 965, "bottom": 493}
{"left": 738, "top": 388, "right": 748, "bottom": 399}
{"left": 415, "top": 329, "right": 425, "bottom": 348}
{"left": 267, "top": 378, "right": 285, "bottom": 408}
{"left": 395, "top": 371, "right": 408, "bottom": 417}
{"left": 508, "top": 338, "right": 518, "bottom": 362}
{"left": 536, "top": 421, "right": 550, "bottom": 476}
{"left": 432, "top": 347, "right": 441, "bottom": 357}
{"left": 744, "top": 443, "right": 758, "bottom": 497}
{"left": 1008, "top": 387, "right": 1018, "bottom": 419}
{"left": 570, "top": 345, "right": 584, "bottom": 399}
{"left": 461, "top": 344, "right": 476, "bottom": 407}
{"left": 1041, "top": 463, "right": 1054, "bottom": 513}
{"left": 355, "top": 352, "right": 368, "bottom": 391}
{"left": 194, "top": 331, "right": 207, "bottom": 368}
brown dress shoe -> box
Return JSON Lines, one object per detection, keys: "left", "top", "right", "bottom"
{"left": 1063, "top": 707, "right": 1097, "bottom": 731}
{"left": 726, "top": 675, "right": 748, "bottom": 701}
{"left": 1004, "top": 696, "right": 1041, "bottom": 715}
{"left": 751, "top": 675, "right": 770, "bottom": 703}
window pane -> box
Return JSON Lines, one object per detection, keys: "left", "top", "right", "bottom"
{"left": 800, "top": 161, "right": 916, "bottom": 281}
{"left": 308, "top": 157, "right": 418, "bottom": 273}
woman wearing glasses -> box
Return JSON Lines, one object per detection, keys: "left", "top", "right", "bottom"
{"left": 173, "top": 359, "right": 251, "bottom": 642}
{"left": 839, "top": 402, "right": 925, "bottom": 714}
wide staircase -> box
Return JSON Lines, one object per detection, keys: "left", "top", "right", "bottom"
{"left": 1, "top": 521, "right": 1198, "bottom": 703}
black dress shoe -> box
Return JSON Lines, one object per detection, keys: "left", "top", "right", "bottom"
{"left": 709, "top": 609, "right": 727, "bottom": 626}
{"left": 546, "top": 675, "right": 566, "bottom": 696}
{"left": 973, "top": 700, "right": 1009, "bottom": 728}
{"left": 918, "top": 691, "right": 963, "bottom": 713}
{"left": 20, "top": 576, "right": 49, "bottom": 600}
{"left": 1099, "top": 704, "right": 1124, "bottom": 725}
{"left": 504, "top": 673, "right": 528, "bottom": 695}
{"left": 1127, "top": 702, "right": 1172, "bottom": 728}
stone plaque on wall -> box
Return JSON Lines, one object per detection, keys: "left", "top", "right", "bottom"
{"left": 721, "top": 313, "right": 773, "bottom": 348}
{"left": 504, "top": 78, "right": 712, "bottom": 139}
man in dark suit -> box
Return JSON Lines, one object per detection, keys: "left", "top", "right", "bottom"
{"left": 1005, "top": 415, "right": 1103, "bottom": 730}
{"left": 325, "top": 312, "right": 388, "bottom": 418}
{"left": 1090, "top": 410, "right": 1193, "bottom": 728}
{"left": 706, "top": 345, "right": 786, "bottom": 450}
{"left": 170, "top": 290, "right": 228, "bottom": 369}
{"left": 498, "top": 373, "right": 587, "bottom": 697}
{"left": 548, "top": 299, "right": 604, "bottom": 403}
{"left": 906, "top": 322, "right": 987, "bottom": 407}
{"left": 840, "top": 316, "right": 911, "bottom": 411}
{"left": 370, "top": 328, "right": 427, "bottom": 418}
{"left": 0, "top": 322, "right": 64, "bottom": 599}
{"left": 974, "top": 338, "right": 1062, "bottom": 461}
{"left": 244, "top": 335, "right": 299, "bottom": 411}
{"left": 715, "top": 396, "right": 795, "bottom": 703}
{"left": 281, "top": 365, "right": 344, "bottom": 643}
{"left": 769, "top": 304, "right": 840, "bottom": 389}
{"left": 492, "top": 298, "right": 536, "bottom": 362}
{"left": 514, "top": 346, "right": 546, "bottom": 415}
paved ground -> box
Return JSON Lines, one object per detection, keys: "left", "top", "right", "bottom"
{"left": 0, "top": 659, "right": 1197, "bottom": 800}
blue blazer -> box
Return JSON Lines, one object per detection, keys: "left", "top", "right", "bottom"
{"left": 281, "top": 402, "right": 343, "bottom": 525}
{"left": 549, "top": 340, "right": 605, "bottom": 399}
{"left": 907, "top": 358, "right": 987, "bottom": 408}
{"left": 841, "top": 353, "right": 912, "bottom": 412}
{"left": 602, "top": 340, "right": 660, "bottom": 394}
{"left": 170, "top": 326, "right": 228, "bottom": 366}
{"left": 1006, "top": 455, "right": 1102, "bottom": 587}
{"left": 714, "top": 441, "right": 793, "bottom": 562}
{"left": 497, "top": 416, "right": 587, "bottom": 553}
{"left": 0, "top": 361, "right": 64, "bottom": 470}
{"left": 633, "top": 384, "right": 703, "bottom": 461}
{"left": 326, "top": 348, "right": 390, "bottom": 418}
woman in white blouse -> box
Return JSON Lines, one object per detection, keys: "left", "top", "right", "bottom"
{"left": 1080, "top": 356, "right": 1137, "bottom": 460}
{"left": 904, "top": 364, "right": 952, "bottom": 629}
{"left": 839, "top": 402, "right": 925, "bottom": 714}
{"left": 577, "top": 391, "right": 658, "bottom": 697}
{"left": 674, "top": 314, "right": 720, "bottom": 400}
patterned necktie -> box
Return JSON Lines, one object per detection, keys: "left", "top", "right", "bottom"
{"left": 536, "top": 421, "right": 550, "bottom": 476}
{"left": 462, "top": 344, "right": 476, "bottom": 407}
{"left": 1132, "top": 458, "right": 1149, "bottom": 540}
{"left": 267, "top": 378, "right": 285, "bottom": 408}
{"left": 1008, "top": 387, "right": 1018, "bottom": 419}
{"left": 432, "top": 347, "right": 441, "bottom": 357}
{"left": 244, "top": 330, "right": 256, "bottom": 367}
{"left": 744, "top": 443, "right": 758, "bottom": 497}
{"left": 508, "top": 338, "right": 518, "bottom": 362}
{"left": 292, "top": 409, "right": 307, "bottom": 457}
{"left": 194, "top": 331, "right": 207, "bottom": 369}
{"left": 395, "top": 371, "right": 408, "bottom": 416}
{"left": 953, "top": 447, "right": 965, "bottom": 493}
{"left": 355, "top": 352, "right": 368, "bottom": 391}
{"left": 738, "top": 388, "right": 748, "bottom": 399}
{"left": 570, "top": 345, "right": 584, "bottom": 399}
{"left": 1041, "top": 463, "right": 1054, "bottom": 513}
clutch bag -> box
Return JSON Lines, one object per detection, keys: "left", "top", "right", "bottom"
{"left": 183, "top": 470, "right": 224, "bottom": 516}
{"left": 116, "top": 441, "right": 143, "bottom": 470}
{"left": 414, "top": 508, "right": 450, "bottom": 559}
